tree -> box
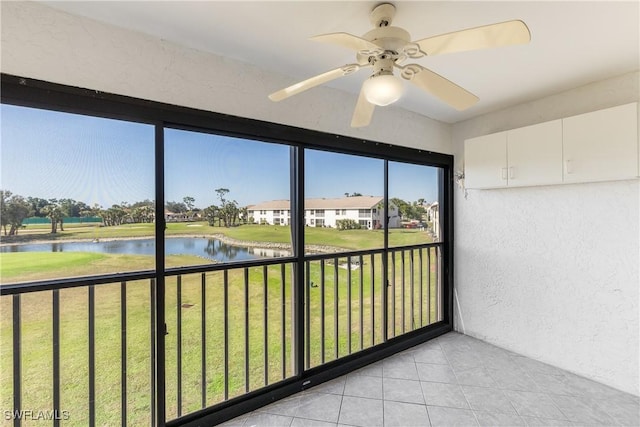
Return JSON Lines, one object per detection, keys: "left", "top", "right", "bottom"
{"left": 3, "top": 193, "right": 33, "bottom": 236}
{"left": 42, "top": 202, "right": 64, "bottom": 234}
{"left": 165, "top": 201, "right": 187, "bottom": 213}
{"left": 131, "top": 204, "right": 154, "bottom": 223}
{"left": 203, "top": 205, "right": 218, "bottom": 226}
{"left": 27, "top": 196, "right": 50, "bottom": 218}
{"left": 1, "top": 190, "right": 11, "bottom": 235}
{"left": 239, "top": 207, "right": 249, "bottom": 224}
{"left": 219, "top": 200, "right": 239, "bottom": 227}
{"left": 215, "top": 188, "right": 229, "bottom": 205}
{"left": 391, "top": 197, "right": 410, "bottom": 219}
{"left": 130, "top": 200, "right": 155, "bottom": 223}
{"left": 57, "top": 198, "right": 77, "bottom": 231}
{"left": 214, "top": 188, "right": 239, "bottom": 227}
{"left": 80, "top": 203, "right": 103, "bottom": 224}
{"left": 183, "top": 196, "right": 195, "bottom": 212}
{"left": 106, "top": 205, "right": 127, "bottom": 226}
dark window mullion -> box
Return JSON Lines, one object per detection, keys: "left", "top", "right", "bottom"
{"left": 154, "top": 123, "right": 166, "bottom": 427}
{"left": 292, "top": 146, "right": 305, "bottom": 377}
{"left": 382, "top": 160, "right": 389, "bottom": 343}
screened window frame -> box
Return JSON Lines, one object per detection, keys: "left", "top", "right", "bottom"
{"left": 0, "top": 73, "right": 454, "bottom": 427}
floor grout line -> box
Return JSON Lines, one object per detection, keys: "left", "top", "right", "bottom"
{"left": 226, "top": 332, "right": 638, "bottom": 427}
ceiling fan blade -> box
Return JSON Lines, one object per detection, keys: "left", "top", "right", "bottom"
{"left": 269, "top": 64, "right": 363, "bottom": 102}
{"left": 310, "top": 32, "right": 383, "bottom": 55}
{"left": 414, "top": 20, "right": 531, "bottom": 56}
{"left": 351, "top": 84, "right": 375, "bottom": 128}
{"left": 398, "top": 64, "right": 478, "bottom": 110}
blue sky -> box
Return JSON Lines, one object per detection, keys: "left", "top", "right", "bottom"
{"left": 1, "top": 104, "right": 438, "bottom": 208}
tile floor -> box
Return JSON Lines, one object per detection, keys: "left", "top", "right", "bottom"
{"left": 221, "top": 332, "right": 639, "bottom": 426}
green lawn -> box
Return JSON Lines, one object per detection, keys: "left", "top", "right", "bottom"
{"left": 0, "top": 224, "right": 440, "bottom": 425}
{"left": 0, "top": 252, "right": 106, "bottom": 279}
{"left": 6, "top": 221, "right": 432, "bottom": 249}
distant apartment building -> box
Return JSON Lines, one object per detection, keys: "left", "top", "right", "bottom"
{"left": 427, "top": 202, "right": 440, "bottom": 241}
{"left": 247, "top": 196, "right": 401, "bottom": 229}
{"left": 164, "top": 210, "right": 200, "bottom": 222}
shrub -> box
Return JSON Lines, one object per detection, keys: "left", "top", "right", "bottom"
{"left": 336, "top": 219, "right": 361, "bottom": 230}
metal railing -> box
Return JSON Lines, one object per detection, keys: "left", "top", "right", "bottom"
{"left": 1, "top": 273, "right": 157, "bottom": 427}
{"left": 163, "top": 261, "right": 296, "bottom": 420}
{"left": 388, "top": 245, "right": 441, "bottom": 339}
{"left": 0, "top": 242, "right": 442, "bottom": 426}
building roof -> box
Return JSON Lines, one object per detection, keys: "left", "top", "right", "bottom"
{"left": 247, "top": 196, "right": 384, "bottom": 211}
{"left": 246, "top": 199, "right": 290, "bottom": 210}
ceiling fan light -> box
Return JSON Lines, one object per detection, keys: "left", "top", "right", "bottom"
{"left": 362, "top": 74, "right": 404, "bottom": 106}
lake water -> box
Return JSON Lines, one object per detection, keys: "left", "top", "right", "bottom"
{"left": 0, "top": 237, "right": 290, "bottom": 263}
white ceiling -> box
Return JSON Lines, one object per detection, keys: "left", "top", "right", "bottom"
{"left": 41, "top": 1, "right": 639, "bottom": 124}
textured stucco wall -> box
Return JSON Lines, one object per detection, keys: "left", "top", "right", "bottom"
{"left": 0, "top": 1, "right": 451, "bottom": 153}
{"left": 452, "top": 72, "right": 640, "bottom": 396}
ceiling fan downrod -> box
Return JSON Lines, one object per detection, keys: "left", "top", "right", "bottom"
{"left": 370, "top": 3, "right": 396, "bottom": 28}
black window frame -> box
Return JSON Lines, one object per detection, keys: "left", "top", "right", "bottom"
{"left": 0, "top": 73, "right": 454, "bottom": 427}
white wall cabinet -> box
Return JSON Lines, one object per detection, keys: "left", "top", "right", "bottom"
{"left": 464, "top": 132, "right": 507, "bottom": 189}
{"left": 464, "top": 102, "right": 638, "bottom": 189}
{"left": 507, "top": 120, "right": 563, "bottom": 187}
{"left": 562, "top": 103, "right": 638, "bottom": 183}
{"left": 464, "top": 120, "right": 563, "bottom": 189}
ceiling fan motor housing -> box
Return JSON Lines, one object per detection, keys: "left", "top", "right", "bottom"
{"left": 363, "top": 26, "right": 411, "bottom": 53}
{"left": 358, "top": 26, "right": 411, "bottom": 66}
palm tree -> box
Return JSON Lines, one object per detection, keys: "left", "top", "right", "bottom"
{"left": 203, "top": 205, "right": 218, "bottom": 226}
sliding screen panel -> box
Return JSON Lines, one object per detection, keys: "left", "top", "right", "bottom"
{"left": 303, "top": 149, "right": 385, "bottom": 368}
{"left": 163, "top": 128, "right": 297, "bottom": 422}
{"left": 0, "top": 104, "right": 156, "bottom": 425}
{"left": 387, "top": 161, "right": 442, "bottom": 338}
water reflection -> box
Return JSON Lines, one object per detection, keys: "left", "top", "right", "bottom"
{"left": 0, "top": 237, "right": 290, "bottom": 263}
{"left": 204, "top": 239, "right": 242, "bottom": 261}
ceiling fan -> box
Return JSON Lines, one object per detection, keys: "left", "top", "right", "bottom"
{"left": 268, "top": 3, "right": 531, "bottom": 127}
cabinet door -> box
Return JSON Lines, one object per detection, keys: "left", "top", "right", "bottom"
{"left": 562, "top": 103, "right": 638, "bottom": 183}
{"left": 507, "top": 120, "right": 563, "bottom": 187}
{"left": 464, "top": 132, "right": 507, "bottom": 189}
